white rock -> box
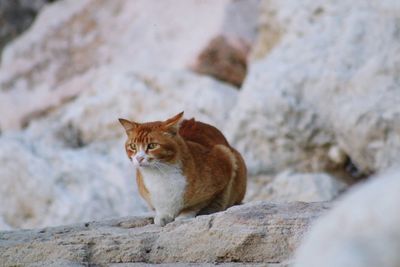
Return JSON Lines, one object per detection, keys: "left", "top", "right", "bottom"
{"left": 0, "top": 133, "right": 147, "bottom": 229}
{"left": 0, "top": 217, "right": 12, "bottom": 231}
{"left": 0, "top": 0, "right": 241, "bottom": 230}
{"left": 0, "top": 68, "right": 238, "bottom": 230}
{"left": 245, "top": 172, "right": 346, "bottom": 203}
{"left": 0, "top": 0, "right": 229, "bottom": 130}
{"left": 0, "top": 201, "right": 329, "bottom": 265}
{"left": 294, "top": 168, "right": 400, "bottom": 267}
{"left": 26, "top": 68, "right": 238, "bottom": 145}
{"left": 226, "top": 0, "right": 400, "bottom": 175}
{"left": 328, "top": 146, "right": 348, "bottom": 165}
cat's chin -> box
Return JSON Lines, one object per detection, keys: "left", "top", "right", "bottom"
{"left": 134, "top": 162, "right": 156, "bottom": 169}
{"left": 133, "top": 162, "right": 148, "bottom": 168}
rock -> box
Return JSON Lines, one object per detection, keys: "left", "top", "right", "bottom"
{"left": 226, "top": 0, "right": 400, "bottom": 177}
{"left": 220, "top": 0, "right": 260, "bottom": 44}
{"left": 190, "top": 35, "right": 249, "bottom": 88}
{"left": 26, "top": 69, "right": 238, "bottom": 145}
{"left": 0, "top": 68, "right": 238, "bottom": 229}
{"left": 30, "top": 263, "right": 287, "bottom": 267}
{"left": 0, "top": 0, "right": 54, "bottom": 57}
{"left": 245, "top": 172, "right": 346, "bottom": 203}
{"left": 0, "top": 217, "right": 12, "bottom": 231}
{"left": 0, "top": 0, "right": 240, "bottom": 231}
{"left": 244, "top": 175, "right": 274, "bottom": 202}
{"left": 0, "top": 201, "right": 330, "bottom": 266}
{"left": 0, "top": 0, "right": 229, "bottom": 131}
{"left": 2, "top": 0, "right": 399, "bottom": 246}
{"left": 294, "top": 168, "right": 400, "bottom": 267}
{"left": 0, "top": 133, "right": 147, "bottom": 229}
{"left": 189, "top": 0, "right": 261, "bottom": 88}
{"left": 0, "top": 0, "right": 242, "bottom": 231}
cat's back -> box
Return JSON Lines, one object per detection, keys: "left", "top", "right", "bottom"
{"left": 179, "top": 118, "right": 247, "bottom": 211}
{"left": 179, "top": 118, "right": 230, "bottom": 149}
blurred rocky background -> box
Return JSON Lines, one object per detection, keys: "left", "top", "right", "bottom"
{"left": 0, "top": 0, "right": 56, "bottom": 58}
{"left": 1, "top": 0, "right": 400, "bottom": 265}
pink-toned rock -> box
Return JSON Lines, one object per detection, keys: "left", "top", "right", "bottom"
{"left": 0, "top": 0, "right": 229, "bottom": 130}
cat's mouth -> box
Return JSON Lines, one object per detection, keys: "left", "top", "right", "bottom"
{"left": 133, "top": 159, "right": 153, "bottom": 168}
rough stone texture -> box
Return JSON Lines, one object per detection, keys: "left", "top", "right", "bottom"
{"left": 0, "top": 0, "right": 229, "bottom": 130}
{"left": 0, "top": 217, "right": 12, "bottom": 231}
{"left": 226, "top": 0, "right": 400, "bottom": 177}
{"left": 0, "top": 201, "right": 329, "bottom": 266}
{"left": 0, "top": 133, "right": 147, "bottom": 229}
{"left": 1, "top": 0, "right": 399, "bottom": 240}
{"left": 189, "top": 0, "right": 260, "bottom": 88}
{"left": 108, "top": 264, "right": 288, "bottom": 267}
{"left": 0, "top": 0, "right": 54, "bottom": 57}
{"left": 27, "top": 68, "right": 238, "bottom": 145}
{"left": 245, "top": 172, "right": 346, "bottom": 203}
{"left": 0, "top": 69, "right": 237, "bottom": 229}
{"left": 190, "top": 35, "right": 249, "bottom": 88}
{"left": 294, "top": 168, "right": 400, "bottom": 267}
{"left": 220, "top": 0, "right": 260, "bottom": 44}
{"left": 0, "top": 0, "right": 244, "bottom": 230}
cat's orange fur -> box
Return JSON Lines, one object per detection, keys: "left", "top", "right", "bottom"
{"left": 119, "top": 112, "right": 247, "bottom": 226}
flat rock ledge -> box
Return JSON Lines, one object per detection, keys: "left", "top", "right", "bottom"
{"left": 0, "top": 201, "right": 329, "bottom": 266}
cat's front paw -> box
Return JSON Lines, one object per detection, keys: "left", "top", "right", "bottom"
{"left": 154, "top": 214, "right": 174, "bottom": 226}
{"left": 175, "top": 211, "right": 197, "bottom": 221}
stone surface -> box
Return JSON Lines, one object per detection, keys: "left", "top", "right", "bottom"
{"left": 1, "top": 0, "right": 400, "bottom": 242}
{"left": 189, "top": 0, "right": 260, "bottom": 88}
{"left": 110, "top": 264, "right": 288, "bottom": 267}
{"left": 294, "top": 168, "right": 400, "bottom": 267}
{"left": 245, "top": 172, "right": 346, "bottom": 203}
{"left": 0, "top": 0, "right": 54, "bottom": 57}
{"left": 0, "top": 0, "right": 242, "bottom": 230}
{"left": 0, "top": 69, "right": 237, "bottom": 229}
{"left": 220, "top": 0, "right": 260, "bottom": 44}
{"left": 190, "top": 35, "right": 249, "bottom": 88}
{"left": 27, "top": 68, "right": 238, "bottom": 145}
{"left": 0, "top": 133, "right": 147, "bottom": 229}
{"left": 0, "top": 0, "right": 229, "bottom": 131}
{"left": 226, "top": 0, "right": 400, "bottom": 177}
{"left": 0, "top": 217, "right": 12, "bottom": 231}
{"left": 0, "top": 201, "right": 329, "bottom": 266}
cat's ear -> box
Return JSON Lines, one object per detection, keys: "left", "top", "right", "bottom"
{"left": 163, "top": 111, "right": 184, "bottom": 135}
{"left": 118, "top": 118, "right": 138, "bottom": 132}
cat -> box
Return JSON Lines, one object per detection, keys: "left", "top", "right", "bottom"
{"left": 119, "top": 112, "right": 247, "bottom": 226}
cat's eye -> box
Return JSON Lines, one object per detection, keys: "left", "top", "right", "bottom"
{"left": 129, "top": 143, "right": 137, "bottom": 151}
{"left": 147, "top": 143, "right": 158, "bottom": 150}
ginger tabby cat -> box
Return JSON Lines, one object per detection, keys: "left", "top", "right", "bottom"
{"left": 119, "top": 112, "right": 246, "bottom": 226}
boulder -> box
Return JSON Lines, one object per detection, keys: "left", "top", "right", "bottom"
{"left": 0, "top": 0, "right": 240, "bottom": 231}
{"left": 0, "top": 0, "right": 229, "bottom": 131}
{"left": 0, "top": 68, "right": 238, "bottom": 229}
{"left": 0, "top": 217, "right": 11, "bottom": 231}
{"left": 246, "top": 172, "right": 346, "bottom": 203}
{"left": 26, "top": 68, "right": 238, "bottom": 145}
{"left": 0, "top": 133, "right": 147, "bottom": 229}
{"left": 189, "top": 0, "right": 260, "bottom": 87}
{"left": 226, "top": 0, "right": 400, "bottom": 177}
{"left": 294, "top": 168, "right": 400, "bottom": 267}
{"left": 0, "top": 0, "right": 53, "bottom": 56}
{"left": 190, "top": 35, "right": 249, "bottom": 88}
{"left": 0, "top": 201, "right": 329, "bottom": 266}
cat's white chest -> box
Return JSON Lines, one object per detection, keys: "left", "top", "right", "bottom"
{"left": 140, "top": 164, "right": 187, "bottom": 217}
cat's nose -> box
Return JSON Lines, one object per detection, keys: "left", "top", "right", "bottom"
{"left": 136, "top": 156, "right": 145, "bottom": 163}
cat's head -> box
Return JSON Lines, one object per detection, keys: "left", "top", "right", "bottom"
{"left": 118, "top": 112, "right": 184, "bottom": 168}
